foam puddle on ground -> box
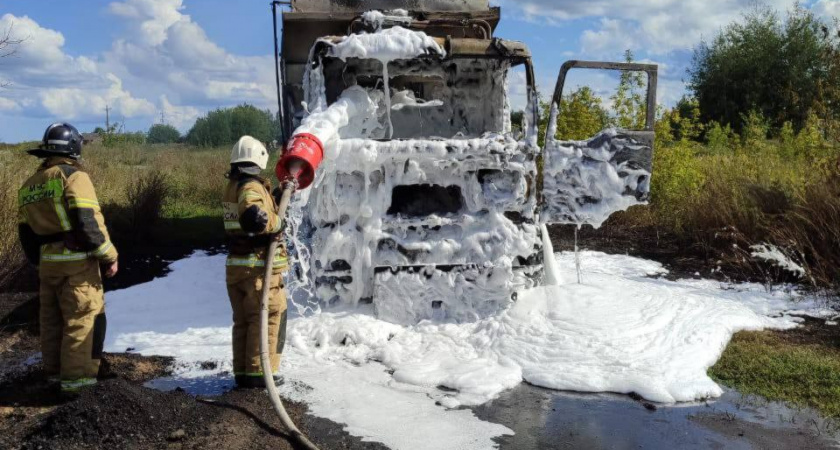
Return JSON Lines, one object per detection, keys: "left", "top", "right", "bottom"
{"left": 103, "top": 250, "right": 832, "bottom": 450}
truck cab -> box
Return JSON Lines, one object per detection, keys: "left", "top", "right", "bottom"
{"left": 276, "top": 0, "right": 657, "bottom": 324}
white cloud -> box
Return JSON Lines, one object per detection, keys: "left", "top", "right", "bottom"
{"left": 0, "top": 13, "right": 155, "bottom": 122}
{"left": 1, "top": 1, "right": 277, "bottom": 136}
{"left": 37, "top": 76, "right": 155, "bottom": 120}
{"left": 0, "top": 97, "right": 20, "bottom": 112}
{"left": 503, "top": 0, "right": 797, "bottom": 55}
{"left": 108, "top": 0, "right": 185, "bottom": 46}
{"left": 103, "top": 0, "right": 275, "bottom": 108}
{"left": 814, "top": 0, "right": 840, "bottom": 19}
{"left": 159, "top": 95, "right": 200, "bottom": 131}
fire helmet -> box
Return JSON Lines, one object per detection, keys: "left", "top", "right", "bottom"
{"left": 230, "top": 135, "right": 269, "bottom": 170}
{"left": 27, "top": 123, "right": 83, "bottom": 159}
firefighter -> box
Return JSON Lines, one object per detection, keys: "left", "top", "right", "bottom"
{"left": 18, "top": 123, "right": 119, "bottom": 395}
{"left": 223, "top": 135, "right": 289, "bottom": 388}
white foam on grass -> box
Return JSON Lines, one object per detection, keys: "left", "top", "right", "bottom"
{"left": 750, "top": 243, "right": 806, "bottom": 277}
{"left": 103, "top": 251, "right": 832, "bottom": 449}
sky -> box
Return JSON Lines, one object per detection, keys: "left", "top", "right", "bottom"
{"left": 0, "top": 0, "right": 837, "bottom": 143}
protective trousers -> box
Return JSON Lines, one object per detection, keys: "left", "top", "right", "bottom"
{"left": 39, "top": 261, "right": 106, "bottom": 392}
{"left": 227, "top": 272, "right": 287, "bottom": 379}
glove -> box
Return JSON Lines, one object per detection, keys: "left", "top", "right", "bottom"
{"left": 272, "top": 187, "right": 283, "bottom": 205}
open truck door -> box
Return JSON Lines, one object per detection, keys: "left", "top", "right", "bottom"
{"left": 540, "top": 61, "right": 658, "bottom": 227}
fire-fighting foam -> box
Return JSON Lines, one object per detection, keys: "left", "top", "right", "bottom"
{"left": 104, "top": 251, "right": 830, "bottom": 450}
{"left": 287, "top": 25, "right": 544, "bottom": 322}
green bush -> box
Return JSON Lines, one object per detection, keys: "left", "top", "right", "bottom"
{"left": 705, "top": 121, "right": 737, "bottom": 154}
{"left": 552, "top": 87, "right": 610, "bottom": 141}
{"left": 147, "top": 124, "right": 181, "bottom": 144}
{"left": 186, "top": 104, "right": 279, "bottom": 147}
{"left": 689, "top": 5, "right": 840, "bottom": 133}
{"left": 103, "top": 132, "right": 146, "bottom": 148}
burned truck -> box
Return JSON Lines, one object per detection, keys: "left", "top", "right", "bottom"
{"left": 272, "top": 0, "right": 657, "bottom": 324}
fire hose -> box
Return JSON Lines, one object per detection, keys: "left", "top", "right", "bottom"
{"left": 257, "top": 133, "right": 324, "bottom": 450}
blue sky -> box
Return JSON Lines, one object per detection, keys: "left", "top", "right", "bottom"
{"left": 0, "top": 0, "right": 836, "bottom": 143}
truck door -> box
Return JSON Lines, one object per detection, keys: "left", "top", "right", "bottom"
{"left": 540, "top": 61, "right": 658, "bottom": 227}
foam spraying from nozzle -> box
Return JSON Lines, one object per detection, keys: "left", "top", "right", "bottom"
{"left": 276, "top": 86, "right": 377, "bottom": 188}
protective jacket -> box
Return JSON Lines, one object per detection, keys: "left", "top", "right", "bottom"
{"left": 223, "top": 173, "right": 289, "bottom": 283}
{"left": 18, "top": 157, "right": 118, "bottom": 273}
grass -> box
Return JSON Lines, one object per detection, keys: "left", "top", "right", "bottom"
{"left": 0, "top": 143, "right": 241, "bottom": 289}
{"left": 710, "top": 330, "right": 840, "bottom": 419}
{"left": 613, "top": 118, "right": 840, "bottom": 295}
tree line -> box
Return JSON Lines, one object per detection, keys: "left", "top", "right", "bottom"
{"left": 95, "top": 104, "right": 281, "bottom": 148}
{"left": 532, "top": 4, "right": 840, "bottom": 146}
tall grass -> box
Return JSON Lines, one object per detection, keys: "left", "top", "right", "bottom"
{"left": 0, "top": 143, "right": 232, "bottom": 291}
{"left": 617, "top": 116, "right": 840, "bottom": 294}
{"left": 0, "top": 151, "right": 29, "bottom": 289}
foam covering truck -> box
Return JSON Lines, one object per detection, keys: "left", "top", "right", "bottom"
{"left": 272, "top": 0, "right": 658, "bottom": 324}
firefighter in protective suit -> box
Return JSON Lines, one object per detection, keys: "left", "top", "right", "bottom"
{"left": 18, "top": 123, "right": 119, "bottom": 394}
{"left": 223, "top": 136, "right": 289, "bottom": 389}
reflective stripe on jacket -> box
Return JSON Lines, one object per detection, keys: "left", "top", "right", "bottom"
{"left": 18, "top": 157, "right": 118, "bottom": 274}
{"left": 222, "top": 173, "right": 289, "bottom": 282}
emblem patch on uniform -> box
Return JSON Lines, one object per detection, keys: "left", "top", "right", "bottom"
{"left": 223, "top": 202, "right": 241, "bottom": 230}
{"left": 18, "top": 179, "right": 64, "bottom": 207}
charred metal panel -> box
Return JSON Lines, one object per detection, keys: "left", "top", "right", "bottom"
{"left": 541, "top": 131, "right": 653, "bottom": 227}
{"left": 388, "top": 185, "right": 465, "bottom": 217}
{"left": 540, "top": 61, "right": 658, "bottom": 227}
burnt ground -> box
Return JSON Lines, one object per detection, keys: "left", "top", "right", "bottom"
{"left": 0, "top": 291, "right": 385, "bottom": 450}
{"left": 547, "top": 223, "right": 808, "bottom": 285}
{"left": 0, "top": 355, "right": 386, "bottom": 450}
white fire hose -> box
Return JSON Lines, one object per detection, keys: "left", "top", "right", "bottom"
{"left": 259, "top": 180, "right": 320, "bottom": 450}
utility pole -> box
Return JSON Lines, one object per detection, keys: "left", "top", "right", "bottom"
{"left": 105, "top": 105, "right": 111, "bottom": 132}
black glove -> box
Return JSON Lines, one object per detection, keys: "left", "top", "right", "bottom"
{"left": 272, "top": 187, "right": 283, "bottom": 205}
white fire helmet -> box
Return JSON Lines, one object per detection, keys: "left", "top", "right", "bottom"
{"left": 230, "top": 135, "right": 269, "bottom": 170}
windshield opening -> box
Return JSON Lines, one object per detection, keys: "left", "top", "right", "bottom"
{"left": 320, "top": 57, "right": 512, "bottom": 140}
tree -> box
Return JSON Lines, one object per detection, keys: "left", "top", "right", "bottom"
{"left": 659, "top": 96, "right": 705, "bottom": 143}
{"left": 147, "top": 124, "right": 181, "bottom": 144}
{"left": 689, "top": 5, "right": 840, "bottom": 133}
{"left": 611, "top": 50, "right": 648, "bottom": 131}
{"left": 552, "top": 87, "right": 610, "bottom": 141}
{"left": 186, "top": 104, "right": 278, "bottom": 147}
{"left": 1, "top": 22, "right": 25, "bottom": 88}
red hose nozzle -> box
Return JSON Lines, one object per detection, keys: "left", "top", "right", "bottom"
{"left": 276, "top": 133, "right": 324, "bottom": 190}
